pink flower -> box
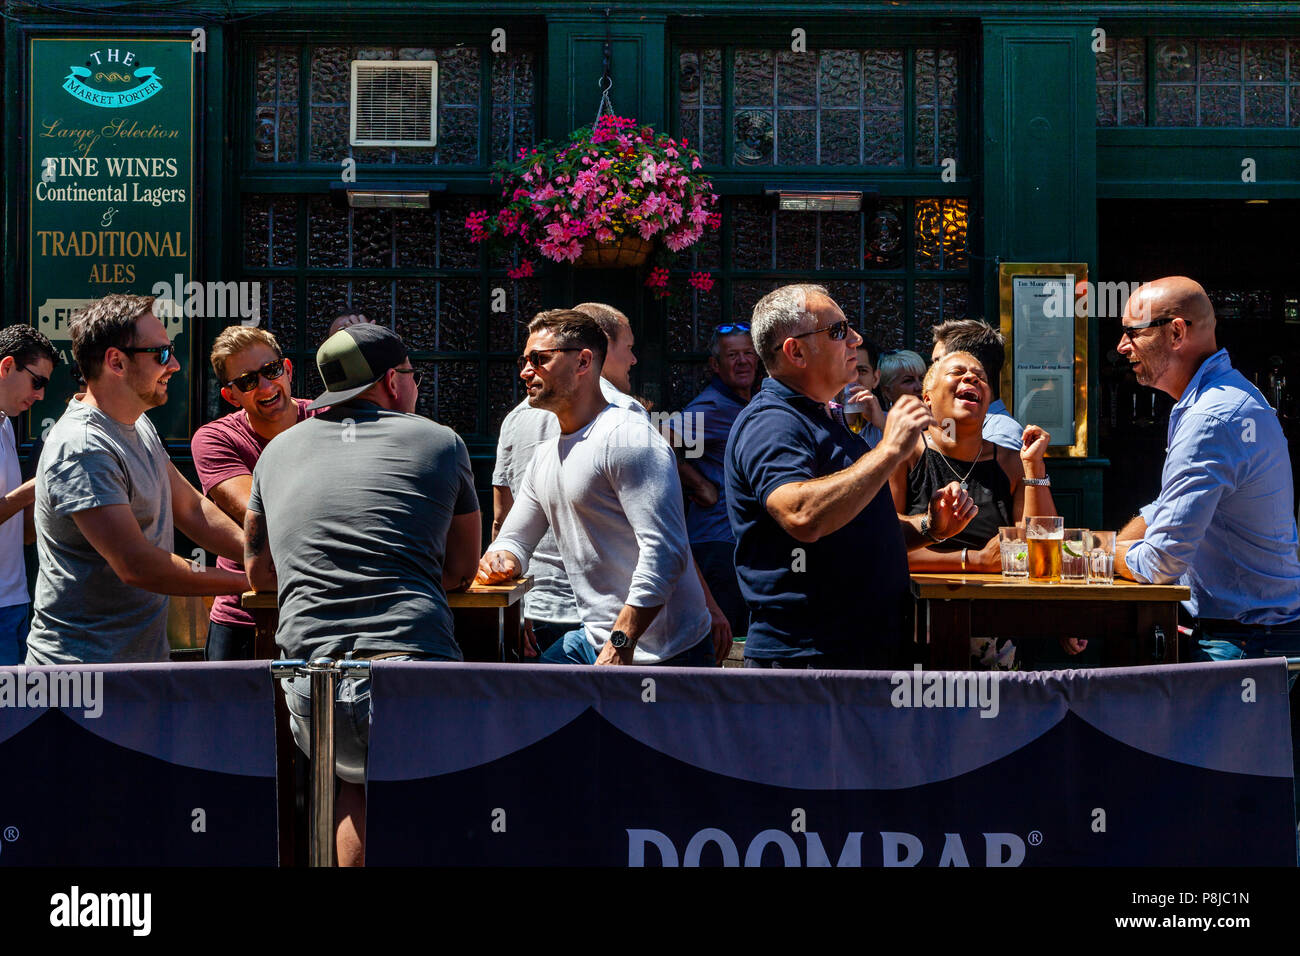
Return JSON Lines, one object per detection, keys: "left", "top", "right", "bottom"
{"left": 688, "top": 271, "right": 714, "bottom": 293}
{"left": 507, "top": 260, "right": 535, "bottom": 279}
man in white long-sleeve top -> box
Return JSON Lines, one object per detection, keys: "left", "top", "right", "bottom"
{"left": 478, "top": 309, "right": 715, "bottom": 666}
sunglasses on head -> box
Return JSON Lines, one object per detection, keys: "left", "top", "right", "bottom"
{"left": 715, "top": 323, "right": 750, "bottom": 335}
{"left": 226, "top": 358, "right": 287, "bottom": 392}
{"left": 121, "top": 341, "right": 176, "bottom": 367}
{"left": 517, "top": 347, "right": 581, "bottom": 372}
{"left": 790, "top": 319, "right": 850, "bottom": 342}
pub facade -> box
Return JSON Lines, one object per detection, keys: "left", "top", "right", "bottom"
{"left": 4, "top": 0, "right": 1300, "bottom": 530}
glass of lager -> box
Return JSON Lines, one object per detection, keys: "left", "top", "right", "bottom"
{"left": 1026, "top": 516, "right": 1064, "bottom": 582}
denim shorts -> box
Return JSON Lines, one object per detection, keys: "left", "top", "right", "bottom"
{"left": 282, "top": 654, "right": 424, "bottom": 784}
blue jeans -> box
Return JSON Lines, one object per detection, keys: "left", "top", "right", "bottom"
{"left": 205, "top": 620, "right": 257, "bottom": 661}
{"left": 0, "top": 603, "right": 29, "bottom": 666}
{"left": 540, "top": 627, "right": 715, "bottom": 666}
{"left": 1194, "top": 621, "right": 1300, "bottom": 691}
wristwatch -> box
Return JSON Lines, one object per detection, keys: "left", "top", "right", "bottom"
{"left": 1023, "top": 477, "right": 1051, "bottom": 486}
{"left": 609, "top": 629, "right": 634, "bottom": 650}
{"left": 919, "top": 512, "right": 946, "bottom": 543}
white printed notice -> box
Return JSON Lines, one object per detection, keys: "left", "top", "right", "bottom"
{"left": 1011, "top": 276, "right": 1075, "bottom": 441}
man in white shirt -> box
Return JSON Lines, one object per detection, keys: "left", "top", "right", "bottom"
{"left": 479, "top": 310, "right": 714, "bottom": 666}
{"left": 0, "top": 326, "right": 59, "bottom": 664}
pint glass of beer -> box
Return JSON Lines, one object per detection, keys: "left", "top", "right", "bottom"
{"left": 1026, "top": 516, "right": 1064, "bottom": 582}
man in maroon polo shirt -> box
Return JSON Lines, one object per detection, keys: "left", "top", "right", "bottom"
{"left": 191, "top": 326, "right": 313, "bottom": 659}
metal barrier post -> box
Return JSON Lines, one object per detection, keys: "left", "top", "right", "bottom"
{"left": 305, "top": 657, "right": 338, "bottom": 867}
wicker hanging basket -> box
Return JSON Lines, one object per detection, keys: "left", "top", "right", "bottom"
{"left": 573, "top": 234, "right": 653, "bottom": 269}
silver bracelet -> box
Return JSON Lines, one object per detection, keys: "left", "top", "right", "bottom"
{"left": 961, "top": 548, "right": 968, "bottom": 571}
{"left": 1022, "top": 476, "right": 1051, "bottom": 486}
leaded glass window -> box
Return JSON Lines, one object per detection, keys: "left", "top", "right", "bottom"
{"left": 238, "top": 193, "right": 540, "bottom": 438}
{"left": 1095, "top": 37, "right": 1146, "bottom": 127}
{"left": 664, "top": 197, "right": 970, "bottom": 410}
{"left": 238, "top": 33, "right": 541, "bottom": 444}
{"left": 1097, "top": 36, "right": 1300, "bottom": 127}
{"left": 677, "top": 45, "right": 960, "bottom": 167}
{"left": 251, "top": 42, "right": 537, "bottom": 165}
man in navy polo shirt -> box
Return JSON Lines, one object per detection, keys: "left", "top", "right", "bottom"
{"left": 726, "top": 284, "right": 976, "bottom": 668}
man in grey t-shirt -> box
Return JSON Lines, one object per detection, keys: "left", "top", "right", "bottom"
{"left": 26, "top": 294, "right": 248, "bottom": 666}
{"left": 244, "top": 323, "right": 481, "bottom": 867}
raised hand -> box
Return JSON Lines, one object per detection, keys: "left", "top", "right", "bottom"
{"left": 928, "top": 480, "right": 977, "bottom": 541}
{"left": 1020, "top": 424, "right": 1050, "bottom": 464}
{"left": 879, "top": 394, "right": 934, "bottom": 461}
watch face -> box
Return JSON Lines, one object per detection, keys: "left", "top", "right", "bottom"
{"left": 610, "top": 630, "right": 628, "bottom": 648}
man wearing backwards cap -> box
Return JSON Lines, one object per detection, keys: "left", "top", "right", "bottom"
{"left": 243, "top": 323, "right": 481, "bottom": 866}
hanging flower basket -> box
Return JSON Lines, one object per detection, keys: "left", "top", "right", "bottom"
{"left": 574, "top": 234, "right": 653, "bottom": 269}
{"left": 465, "top": 114, "right": 721, "bottom": 295}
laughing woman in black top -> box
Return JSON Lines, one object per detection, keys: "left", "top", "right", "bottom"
{"left": 888, "top": 350, "right": 1057, "bottom": 573}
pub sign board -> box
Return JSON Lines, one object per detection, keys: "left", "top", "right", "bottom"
{"left": 27, "top": 37, "right": 196, "bottom": 441}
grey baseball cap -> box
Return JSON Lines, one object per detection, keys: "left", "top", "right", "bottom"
{"left": 307, "top": 323, "right": 409, "bottom": 410}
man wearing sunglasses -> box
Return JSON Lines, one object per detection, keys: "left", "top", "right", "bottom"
{"left": 191, "top": 326, "right": 313, "bottom": 659}
{"left": 0, "top": 325, "right": 59, "bottom": 665}
{"left": 479, "top": 310, "right": 715, "bottom": 668}
{"left": 1114, "top": 277, "right": 1300, "bottom": 664}
{"left": 725, "top": 284, "right": 977, "bottom": 669}
{"left": 26, "top": 294, "right": 249, "bottom": 667}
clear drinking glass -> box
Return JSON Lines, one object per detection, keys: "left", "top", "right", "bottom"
{"left": 1026, "top": 516, "right": 1064, "bottom": 582}
{"left": 844, "top": 402, "right": 868, "bottom": 434}
{"left": 998, "top": 526, "right": 1028, "bottom": 579}
{"left": 1061, "top": 528, "right": 1088, "bottom": 582}
{"left": 1086, "top": 530, "right": 1116, "bottom": 585}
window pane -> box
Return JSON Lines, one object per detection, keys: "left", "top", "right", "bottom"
{"left": 914, "top": 280, "right": 971, "bottom": 348}
{"left": 865, "top": 201, "right": 905, "bottom": 270}
{"left": 731, "top": 198, "right": 773, "bottom": 270}
{"left": 254, "top": 46, "right": 300, "bottom": 163}
{"left": 862, "top": 281, "right": 905, "bottom": 348}
{"left": 915, "top": 199, "right": 969, "bottom": 272}
{"left": 773, "top": 210, "right": 818, "bottom": 271}
{"left": 684, "top": 44, "right": 946, "bottom": 167}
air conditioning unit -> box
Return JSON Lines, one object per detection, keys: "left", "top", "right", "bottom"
{"left": 349, "top": 60, "right": 438, "bottom": 147}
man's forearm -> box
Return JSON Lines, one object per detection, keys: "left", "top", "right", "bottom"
{"left": 127, "top": 548, "right": 249, "bottom": 596}
{"left": 771, "top": 445, "right": 904, "bottom": 542}
{"left": 0, "top": 478, "right": 35, "bottom": 526}
{"left": 1118, "top": 515, "right": 1147, "bottom": 541}
{"left": 180, "top": 496, "right": 245, "bottom": 561}
{"left": 612, "top": 602, "right": 665, "bottom": 645}
{"left": 677, "top": 460, "right": 717, "bottom": 505}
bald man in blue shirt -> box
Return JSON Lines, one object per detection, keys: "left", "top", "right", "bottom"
{"left": 1115, "top": 277, "right": 1300, "bottom": 663}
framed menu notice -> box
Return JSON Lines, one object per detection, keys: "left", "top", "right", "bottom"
{"left": 998, "top": 263, "right": 1088, "bottom": 457}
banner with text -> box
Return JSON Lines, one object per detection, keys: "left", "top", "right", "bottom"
{"left": 27, "top": 36, "right": 195, "bottom": 441}
{"left": 367, "top": 659, "right": 1295, "bottom": 866}
{"left": 0, "top": 662, "right": 277, "bottom": 865}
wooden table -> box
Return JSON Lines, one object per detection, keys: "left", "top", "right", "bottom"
{"left": 240, "top": 577, "right": 532, "bottom": 663}
{"left": 910, "top": 573, "right": 1192, "bottom": 669}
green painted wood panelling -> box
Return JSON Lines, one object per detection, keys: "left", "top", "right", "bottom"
{"left": 1099, "top": 129, "right": 1300, "bottom": 197}
{"left": 982, "top": 19, "right": 1104, "bottom": 522}
{"left": 545, "top": 15, "right": 666, "bottom": 140}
